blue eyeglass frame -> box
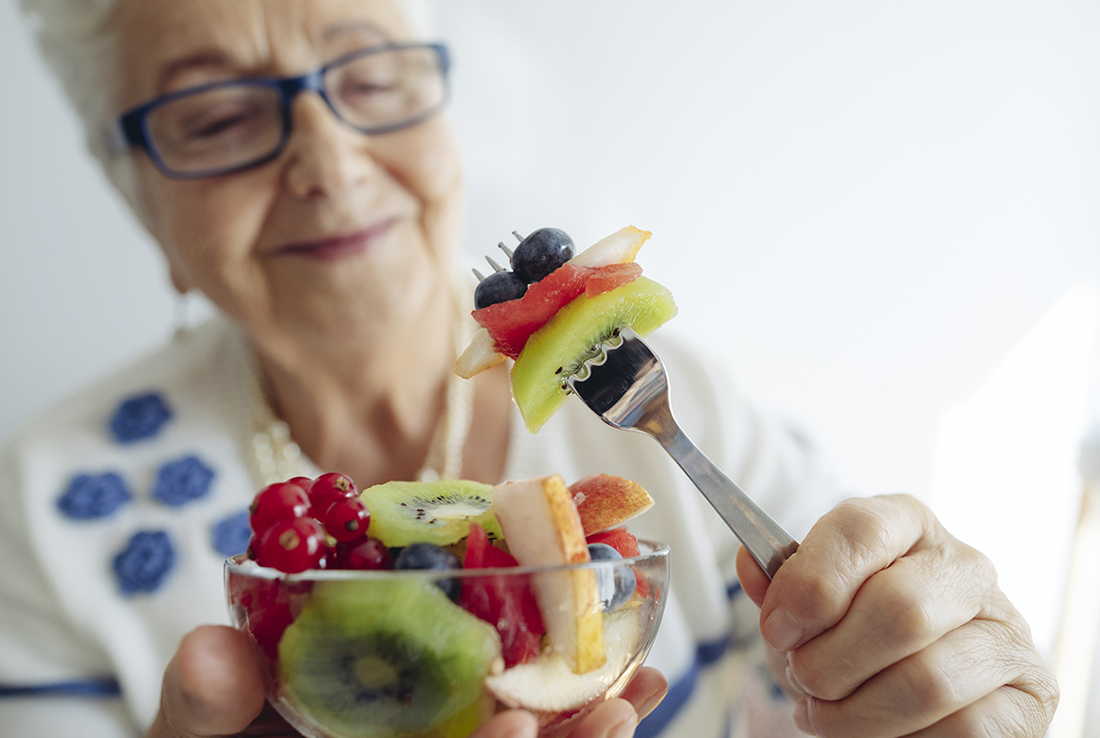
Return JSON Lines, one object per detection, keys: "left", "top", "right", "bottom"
{"left": 108, "top": 42, "right": 451, "bottom": 180}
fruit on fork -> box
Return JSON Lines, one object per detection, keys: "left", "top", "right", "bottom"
{"left": 458, "top": 226, "right": 677, "bottom": 433}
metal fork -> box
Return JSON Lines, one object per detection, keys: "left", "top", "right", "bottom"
{"left": 565, "top": 328, "right": 799, "bottom": 578}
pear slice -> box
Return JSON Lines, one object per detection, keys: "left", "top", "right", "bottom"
{"left": 490, "top": 475, "right": 605, "bottom": 674}
{"left": 484, "top": 607, "right": 642, "bottom": 714}
{"left": 567, "top": 226, "right": 650, "bottom": 268}
{"left": 456, "top": 327, "right": 507, "bottom": 379}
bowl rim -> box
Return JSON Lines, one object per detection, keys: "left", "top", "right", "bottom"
{"left": 225, "top": 539, "right": 669, "bottom": 582}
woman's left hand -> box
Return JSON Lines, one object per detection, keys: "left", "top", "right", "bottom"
{"left": 736, "top": 494, "right": 1059, "bottom": 737}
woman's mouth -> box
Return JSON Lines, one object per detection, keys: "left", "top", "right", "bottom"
{"left": 276, "top": 219, "right": 396, "bottom": 262}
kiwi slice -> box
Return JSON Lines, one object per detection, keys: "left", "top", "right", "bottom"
{"left": 361, "top": 480, "right": 504, "bottom": 548}
{"left": 279, "top": 578, "right": 502, "bottom": 738}
{"left": 511, "top": 277, "right": 677, "bottom": 433}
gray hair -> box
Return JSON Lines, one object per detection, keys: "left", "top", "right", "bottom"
{"left": 17, "top": 0, "right": 433, "bottom": 210}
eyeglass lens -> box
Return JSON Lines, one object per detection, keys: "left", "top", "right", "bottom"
{"left": 145, "top": 46, "right": 445, "bottom": 176}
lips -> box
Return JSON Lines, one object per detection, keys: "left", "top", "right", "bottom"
{"left": 275, "top": 218, "right": 397, "bottom": 262}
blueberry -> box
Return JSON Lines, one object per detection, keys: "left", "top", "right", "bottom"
{"left": 512, "top": 228, "right": 575, "bottom": 284}
{"left": 588, "top": 543, "right": 636, "bottom": 612}
{"left": 474, "top": 270, "right": 528, "bottom": 309}
{"left": 394, "top": 542, "right": 462, "bottom": 602}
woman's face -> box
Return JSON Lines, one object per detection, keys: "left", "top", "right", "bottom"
{"left": 115, "top": 0, "right": 463, "bottom": 349}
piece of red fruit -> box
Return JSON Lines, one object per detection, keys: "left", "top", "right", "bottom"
{"left": 250, "top": 481, "right": 310, "bottom": 535}
{"left": 584, "top": 261, "right": 642, "bottom": 298}
{"left": 334, "top": 537, "right": 392, "bottom": 570}
{"left": 255, "top": 517, "right": 328, "bottom": 573}
{"left": 286, "top": 476, "right": 313, "bottom": 492}
{"left": 585, "top": 527, "right": 640, "bottom": 558}
{"left": 472, "top": 262, "right": 641, "bottom": 359}
{"left": 460, "top": 523, "right": 545, "bottom": 667}
{"left": 324, "top": 498, "right": 370, "bottom": 543}
{"left": 308, "top": 472, "right": 357, "bottom": 519}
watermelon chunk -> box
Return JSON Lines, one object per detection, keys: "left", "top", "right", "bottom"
{"left": 473, "top": 263, "right": 643, "bottom": 359}
{"left": 461, "top": 523, "right": 545, "bottom": 667}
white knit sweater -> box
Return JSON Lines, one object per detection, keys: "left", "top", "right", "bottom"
{"left": 0, "top": 317, "right": 839, "bottom": 737}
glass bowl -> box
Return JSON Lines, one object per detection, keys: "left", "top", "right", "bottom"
{"left": 225, "top": 541, "right": 669, "bottom": 738}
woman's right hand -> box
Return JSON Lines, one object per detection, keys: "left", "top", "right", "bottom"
{"left": 146, "top": 625, "right": 667, "bottom": 738}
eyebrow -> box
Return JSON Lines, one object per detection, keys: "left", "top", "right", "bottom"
{"left": 322, "top": 20, "right": 393, "bottom": 44}
{"left": 156, "top": 50, "right": 237, "bottom": 93}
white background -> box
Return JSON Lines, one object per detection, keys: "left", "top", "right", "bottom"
{"left": 3, "top": 0, "right": 1100, "bottom": 684}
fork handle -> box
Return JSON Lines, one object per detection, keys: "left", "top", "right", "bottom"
{"left": 645, "top": 413, "right": 799, "bottom": 579}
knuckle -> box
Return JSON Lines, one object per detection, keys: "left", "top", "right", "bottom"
{"left": 787, "top": 652, "right": 842, "bottom": 701}
{"left": 901, "top": 656, "right": 959, "bottom": 716}
{"left": 877, "top": 577, "right": 934, "bottom": 645}
{"left": 1022, "top": 665, "right": 1060, "bottom": 727}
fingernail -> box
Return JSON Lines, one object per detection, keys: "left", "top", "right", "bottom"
{"left": 608, "top": 713, "right": 638, "bottom": 738}
{"left": 792, "top": 698, "right": 815, "bottom": 735}
{"left": 784, "top": 661, "right": 808, "bottom": 695}
{"left": 762, "top": 606, "right": 803, "bottom": 651}
{"left": 637, "top": 688, "right": 668, "bottom": 720}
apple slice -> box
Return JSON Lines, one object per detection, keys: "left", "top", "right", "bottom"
{"left": 490, "top": 475, "right": 606, "bottom": 674}
{"left": 484, "top": 607, "right": 641, "bottom": 714}
{"left": 569, "top": 475, "right": 654, "bottom": 536}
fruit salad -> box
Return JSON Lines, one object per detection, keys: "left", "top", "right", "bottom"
{"left": 456, "top": 226, "right": 677, "bottom": 432}
{"left": 226, "top": 472, "right": 669, "bottom": 738}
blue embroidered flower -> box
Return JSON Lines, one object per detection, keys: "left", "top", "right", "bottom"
{"left": 57, "top": 473, "right": 132, "bottom": 520}
{"left": 153, "top": 456, "right": 215, "bottom": 507}
{"left": 212, "top": 510, "right": 252, "bottom": 557}
{"left": 113, "top": 530, "right": 175, "bottom": 595}
{"left": 108, "top": 392, "right": 172, "bottom": 444}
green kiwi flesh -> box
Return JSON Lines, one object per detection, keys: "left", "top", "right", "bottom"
{"left": 279, "top": 578, "right": 501, "bottom": 738}
{"left": 511, "top": 277, "right": 677, "bottom": 433}
{"left": 360, "top": 480, "right": 504, "bottom": 548}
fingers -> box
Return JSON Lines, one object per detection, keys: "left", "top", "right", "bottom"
{"left": 787, "top": 536, "right": 998, "bottom": 701}
{"left": 477, "top": 668, "right": 667, "bottom": 738}
{"left": 616, "top": 666, "right": 669, "bottom": 720}
{"left": 760, "top": 495, "right": 941, "bottom": 652}
{"left": 567, "top": 698, "right": 639, "bottom": 738}
{"left": 794, "top": 613, "right": 1056, "bottom": 737}
{"left": 146, "top": 625, "right": 266, "bottom": 738}
{"left": 468, "top": 710, "right": 538, "bottom": 738}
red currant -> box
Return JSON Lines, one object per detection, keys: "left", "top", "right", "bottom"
{"left": 286, "top": 476, "right": 313, "bottom": 492}
{"left": 308, "top": 472, "right": 357, "bottom": 519}
{"left": 250, "top": 482, "right": 309, "bottom": 534}
{"left": 324, "top": 498, "right": 371, "bottom": 543}
{"left": 335, "top": 537, "right": 392, "bottom": 570}
{"left": 255, "top": 518, "right": 327, "bottom": 573}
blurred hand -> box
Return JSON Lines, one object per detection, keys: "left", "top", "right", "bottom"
{"left": 736, "top": 494, "right": 1058, "bottom": 737}
{"left": 145, "top": 625, "right": 667, "bottom": 738}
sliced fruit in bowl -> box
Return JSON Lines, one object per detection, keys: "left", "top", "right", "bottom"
{"left": 225, "top": 470, "right": 669, "bottom": 738}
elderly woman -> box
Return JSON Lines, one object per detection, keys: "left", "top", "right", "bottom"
{"left": 1, "top": 0, "right": 1057, "bottom": 737}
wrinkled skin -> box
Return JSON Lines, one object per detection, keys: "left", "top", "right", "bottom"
{"left": 737, "top": 495, "right": 1058, "bottom": 737}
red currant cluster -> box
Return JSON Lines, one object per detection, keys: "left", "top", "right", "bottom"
{"left": 248, "top": 472, "right": 392, "bottom": 573}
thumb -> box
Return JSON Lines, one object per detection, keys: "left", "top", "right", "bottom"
{"left": 147, "top": 625, "right": 266, "bottom": 737}
{"left": 735, "top": 546, "right": 770, "bottom": 609}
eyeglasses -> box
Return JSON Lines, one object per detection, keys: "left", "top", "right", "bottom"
{"left": 109, "top": 43, "right": 450, "bottom": 179}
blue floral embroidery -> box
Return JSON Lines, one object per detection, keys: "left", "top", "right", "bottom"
{"left": 108, "top": 392, "right": 172, "bottom": 444}
{"left": 212, "top": 510, "right": 252, "bottom": 557}
{"left": 153, "top": 456, "right": 215, "bottom": 507}
{"left": 57, "top": 473, "right": 132, "bottom": 520}
{"left": 113, "top": 530, "right": 175, "bottom": 595}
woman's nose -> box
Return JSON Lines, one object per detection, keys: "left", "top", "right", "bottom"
{"left": 282, "top": 94, "right": 374, "bottom": 200}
